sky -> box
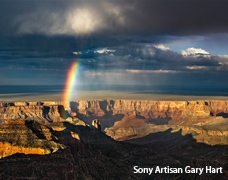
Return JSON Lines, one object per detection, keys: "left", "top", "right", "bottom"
{"left": 0, "top": 0, "right": 228, "bottom": 94}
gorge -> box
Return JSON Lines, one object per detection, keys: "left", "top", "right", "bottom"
{"left": 0, "top": 100, "right": 227, "bottom": 179}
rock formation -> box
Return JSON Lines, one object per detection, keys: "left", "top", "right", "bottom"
{"left": 73, "top": 100, "right": 228, "bottom": 121}
{"left": 0, "top": 103, "right": 66, "bottom": 123}
{"left": 0, "top": 100, "right": 228, "bottom": 145}
{"left": 0, "top": 119, "right": 63, "bottom": 158}
{"left": 0, "top": 100, "right": 227, "bottom": 179}
{"left": 67, "top": 100, "right": 228, "bottom": 144}
{"left": 92, "top": 119, "right": 101, "bottom": 131}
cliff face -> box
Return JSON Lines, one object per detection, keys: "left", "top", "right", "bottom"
{"left": 74, "top": 100, "right": 228, "bottom": 120}
{"left": 4, "top": 100, "right": 226, "bottom": 122}
{"left": 0, "top": 119, "right": 63, "bottom": 158}
{"left": 71, "top": 100, "right": 228, "bottom": 144}
{"left": 0, "top": 99, "right": 227, "bottom": 158}
{"left": 0, "top": 103, "right": 65, "bottom": 123}
{"left": 0, "top": 102, "right": 66, "bottom": 158}
{"left": 0, "top": 100, "right": 228, "bottom": 179}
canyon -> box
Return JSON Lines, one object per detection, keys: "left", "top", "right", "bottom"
{"left": 0, "top": 100, "right": 227, "bottom": 179}
{"left": 71, "top": 100, "right": 228, "bottom": 144}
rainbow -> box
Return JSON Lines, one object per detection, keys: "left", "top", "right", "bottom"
{"left": 63, "top": 61, "right": 80, "bottom": 104}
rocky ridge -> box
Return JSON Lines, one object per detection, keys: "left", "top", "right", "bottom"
{"left": 1, "top": 100, "right": 228, "bottom": 144}
{"left": 0, "top": 100, "right": 227, "bottom": 179}
{"left": 69, "top": 100, "right": 228, "bottom": 144}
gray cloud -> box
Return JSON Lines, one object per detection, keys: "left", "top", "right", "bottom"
{"left": 1, "top": 0, "right": 228, "bottom": 36}
{"left": 3, "top": 0, "right": 127, "bottom": 35}
{"left": 0, "top": 0, "right": 228, "bottom": 93}
{"left": 0, "top": 41, "right": 227, "bottom": 91}
{"left": 1, "top": 42, "right": 226, "bottom": 73}
{"left": 76, "top": 44, "right": 225, "bottom": 73}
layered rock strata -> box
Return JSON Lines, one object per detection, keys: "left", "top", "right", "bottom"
{"left": 70, "top": 100, "right": 228, "bottom": 144}
{"left": 0, "top": 100, "right": 227, "bottom": 179}
{"left": 0, "top": 99, "right": 227, "bottom": 158}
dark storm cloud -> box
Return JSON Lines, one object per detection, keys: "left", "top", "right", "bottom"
{"left": 75, "top": 45, "right": 228, "bottom": 91}
{"left": 0, "top": 41, "right": 227, "bottom": 88}
{"left": 75, "top": 44, "right": 225, "bottom": 73}
{"left": 0, "top": 0, "right": 227, "bottom": 91}
{"left": 1, "top": 0, "right": 228, "bottom": 35}
{"left": 1, "top": 42, "right": 226, "bottom": 73}
{"left": 123, "top": 0, "right": 228, "bottom": 35}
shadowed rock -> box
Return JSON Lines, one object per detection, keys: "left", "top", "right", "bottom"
{"left": 0, "top": 100, "right": 227, "bottom": 179}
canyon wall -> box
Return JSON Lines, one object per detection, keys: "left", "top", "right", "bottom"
{"left": 0, "top": 100, "right": 227, "bottom": 151}
{"left": 0, "top": 102, "right": 65, "bottom": 123}
{"left": 2, "top": 100, "right": 227, "bottom": 121}
{"left": 0, "top": 100, "right": 227, "bottom": 179}
{"left": 72, "top": 100, "right": 228, "bottom": 144}
{"left": 74, "top": 100, "right": 228, "bottom": 119}
{"left": 0, "top": 102, "right": 66, "bottom": 158}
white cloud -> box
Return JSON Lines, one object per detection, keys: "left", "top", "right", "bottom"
{"left": 218, "top": 55, "right": 228, "bottom": 59}
{"left": 181, "top": 48, "right": 210, "bottom": 57}
{"left": 153, "top": 44, "right": 170, "bottom": 51}
{"left": 219, "top": 61, "right": 228, "bottom": 65}
{"left": 94, "top": 48, "right": 116, "bottom": 54}
{"left": 126, "top": 69, "right": 178, "bottom": 74}
{"left": 73, "top": 51, "right": 82, "bottom": 55}
{"left": 186, "top": 66, "right": 208, "bottom": 70}
{"left": 66, "top": 8, "right": 105, "bottom": 35}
